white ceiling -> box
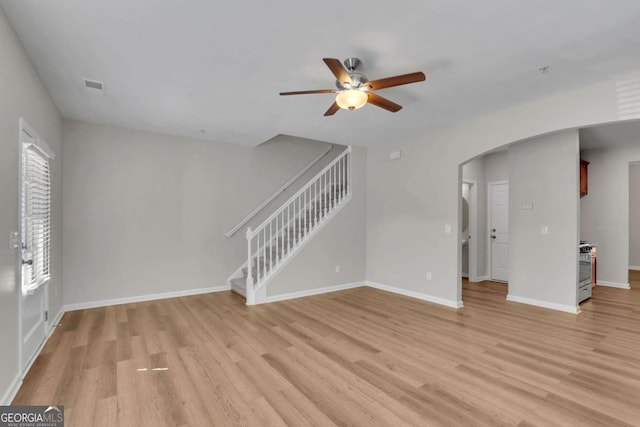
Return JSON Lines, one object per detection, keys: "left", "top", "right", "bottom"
{"left": 2, "top": 0, "right": 640, "bottom": 147}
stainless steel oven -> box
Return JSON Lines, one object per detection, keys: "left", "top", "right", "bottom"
{"left": 579, "top": 243, "right": 592, "bottom": 303}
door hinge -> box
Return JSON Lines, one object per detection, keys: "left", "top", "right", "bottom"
{"left": 45, "top": 310, "right": 48, "bottom": 322}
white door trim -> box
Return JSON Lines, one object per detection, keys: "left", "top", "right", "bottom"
{"left": 488, "top": 180, "right": 509, "bottom": 282}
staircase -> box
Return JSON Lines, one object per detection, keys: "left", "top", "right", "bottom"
{"left": 227, "top": 146, "right": 352, "bottom": 305}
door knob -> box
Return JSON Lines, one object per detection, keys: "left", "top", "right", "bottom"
{"left": 22, "top": 259, "right": 33, "bottom": 265}
{"left": 491, "top": 235, "right": 497, "bottom": 239}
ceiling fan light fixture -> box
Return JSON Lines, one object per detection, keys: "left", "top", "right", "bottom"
{"left": 335, "top": 89, "right": 367, "bottom": 110}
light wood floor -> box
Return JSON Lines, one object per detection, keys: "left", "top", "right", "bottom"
{"left": 14, "top": 272, "right": 640, "bottom": 426}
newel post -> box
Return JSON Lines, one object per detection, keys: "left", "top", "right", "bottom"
{"left": 245, "top": 227, "right": 255, "bottom": 305}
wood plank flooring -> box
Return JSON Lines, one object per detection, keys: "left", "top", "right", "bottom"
{"left": 13, "top": 273, "right": 640, "bottom": 426}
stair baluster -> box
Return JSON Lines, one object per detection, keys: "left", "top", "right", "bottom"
{"left": 230, "top": 147, "right": 352, "bottom": 304}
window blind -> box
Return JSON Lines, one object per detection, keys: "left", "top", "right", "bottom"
{"left": 22, "top": 144, "right": 52, "bottom": 292}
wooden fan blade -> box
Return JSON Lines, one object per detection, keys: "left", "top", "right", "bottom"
{"left": 324, "top": 102, "right": 340, "bottom": 116}
{"left": 367, "top": 93, "right": 402, "bottom": 112}
{"left": 323, "top": 58, "right": 352, "bottom": 86}
{"left": 280, "top": 89, "right": 337, "bottom": 96}
{"left": 365, "top": 72, "right": 426, "bottom": 90}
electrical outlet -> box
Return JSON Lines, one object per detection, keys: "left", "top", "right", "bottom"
{"left": 445, "top": 224, "right": 451, "bottom": 234}
{"left": 426, "top": 272, "right": 432, "bottom": 280}
{"left": 541, "top": 225, "right": 549, "bottom": 235}
{"left": 335, "top": 264, "right": 341, "bottom": 273}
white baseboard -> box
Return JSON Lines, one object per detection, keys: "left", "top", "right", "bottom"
{"left": 506, "top": 294, "right": 579, "bottom": 314}
{"left": 367, "top": 282, "right": 463, "bottom": 309}
{"left": 628, "top": 266, "right": 640, "bottom": 271}
{"left": 596, "top": 280, "right": 631, "bottom": 289}
{"left": 265, "top": 281, "right": 364, "bottom": 303}
{"left": 1, "top": 372, "right": 22, "bottom": 405}
{"left": 266, "top": 281, "right": 464, "bottom": 309}
{"left": 471, "top": 275, "right": 490, "bottom": 282}
{"left": 461, "top": 273, "right": 469, "bottom": 278}
{"left": 48, "top": 307, "right": 64, "bottom": 332}
{"left": 64, "top": 285, "right": 230, "bottom": 312}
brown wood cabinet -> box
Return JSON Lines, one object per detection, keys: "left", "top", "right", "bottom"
{"left": 580, "top": 159, "right": 589, "bottom": 196}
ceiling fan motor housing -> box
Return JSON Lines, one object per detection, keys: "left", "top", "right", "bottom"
{"left": 335, "top": 58, "right": 369, "bottom": 89}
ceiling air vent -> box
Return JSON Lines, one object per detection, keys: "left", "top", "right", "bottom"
{"left": 84, "top": 79, "right": 105, "bottom": 96}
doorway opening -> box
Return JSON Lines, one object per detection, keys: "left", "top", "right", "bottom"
{"left": 459, "top": 149, "right": 510, "bottom": 303}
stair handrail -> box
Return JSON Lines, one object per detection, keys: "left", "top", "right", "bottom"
{"left": 224, "top": 144, "right": 334, "bottom": 237}
{"left": 246, "top": 146, "right": 351, "bottom": 240}
{"left": 244, "top": 145, "right": 352, "bottom": 305}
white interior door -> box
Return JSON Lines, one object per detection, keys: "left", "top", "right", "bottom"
{"left": 20, "top": 121, "right": 51, "bottom": 371}
{"left": 490, "top": 182, "right": 509, "bottom": 282}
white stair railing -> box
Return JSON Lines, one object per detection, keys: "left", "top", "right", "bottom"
{"left": 244, "top": 146, "right": 352, "bottom": 304}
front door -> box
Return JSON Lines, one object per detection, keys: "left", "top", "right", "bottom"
{"left": 20, "top": 121, "right": 52, "bottom": 371}
{"left": 490, "top": 182, "right": 509, "bottom": 282}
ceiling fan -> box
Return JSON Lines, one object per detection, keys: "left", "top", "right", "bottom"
{"left": 280, "top": 58, "right": 426, "bottom": 116}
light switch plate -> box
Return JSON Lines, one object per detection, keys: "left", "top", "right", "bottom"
{"left": 389, "top": 150, "right": 402, "bottom": 160}
{"left": 522, "top": 202, "right": 533, "bottom": 210}
{"left": 9, "top": 231, "right": 19, "bottom": 249}
{"left": 445, "top": 224, "right": 452, "bottom": 234}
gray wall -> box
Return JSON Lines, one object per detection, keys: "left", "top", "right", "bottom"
{"left": 631, "top": 163, "right": 640, "bottom": 268}
{"left": 581, "top": 143, "right": 640, "bottom": 285}
{"left": 485, "top": 151, "right": 509, "bottom": 183}
{"left": 0, "top": 8, "right": 62, "bottom": 402}
{"left": 508, "top": 131, "right": 580, "bottom": 307}
{"left": 62, "top": 120, "right": 340, "bottom": 305}
{"left": 366, "top": 73, "right": 624, "bottom": 306}
{"left": 267, "top": 147, "right": 367, "bottom": 296}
